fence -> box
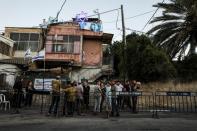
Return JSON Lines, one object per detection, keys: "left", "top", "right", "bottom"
{"left": 0, "top": 90, "right": 196, "bottom": 118}
{"left": 153, "top": 91, "right": 197, "bottom": 117}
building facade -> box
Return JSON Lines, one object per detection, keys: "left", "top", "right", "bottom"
{"left": 0, "top": 35, "right": 19, "bottom": 90}
{"left": 2, "top": 18, "right": 113, "bottom": 90}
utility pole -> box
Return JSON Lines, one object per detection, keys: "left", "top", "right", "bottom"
{"left": 121, "top": 5, "right": 127, "bottom": 83}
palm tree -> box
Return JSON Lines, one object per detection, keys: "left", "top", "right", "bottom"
{"left": 148, "top": 0, "right": 197, "bottom": 59}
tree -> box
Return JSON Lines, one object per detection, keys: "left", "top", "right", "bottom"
{"left": 125, "top": 33, "right": 176, "bottom": 82}
{"left": 111, "top": 33, "right": 176, "bottom": 82}
{"left": 148, "top": 0, "right": 197, "bottom": 59}
{"left": 175, "top": 54, "right": 197, "bottom": 81}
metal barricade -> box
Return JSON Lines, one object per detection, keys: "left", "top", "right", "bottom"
{"left": 153, "top": 91, "right": 197, "bottom": 118}
{"left": 108, "top": 91, "right": 155, "bottom": 114}
{"left": 1, "top": 90, "right": 197, "bottom": 119}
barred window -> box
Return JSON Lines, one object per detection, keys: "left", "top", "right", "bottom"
{"left": 0, "top": 74, "right": 6, "bottom": 88}
{"left": 10, "top": 33, "right": 40, "bottom": 51}
{"left": 46, "top": 35, "right": 81, "bottom": 54}
{"left": 0, "top": 41, "right": 11, "bottom": 56}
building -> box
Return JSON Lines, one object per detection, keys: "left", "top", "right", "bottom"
{"left": 4, "top": 27, "right": 43, "bottom": 58}
{"left": 2, "top": 17, "right": 113, "bottom": 91}
{"left": 0, "top": 35, "right": 18, "bottom": 89}
{"left": 44, "top": 20, "right": 113, "bottom": 82}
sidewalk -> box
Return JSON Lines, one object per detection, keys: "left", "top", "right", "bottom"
{"left": 0, "top": 109, "right": 197, "bottom": 131}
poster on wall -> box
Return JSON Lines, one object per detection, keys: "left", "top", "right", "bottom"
{"left": 79, "top": 22, "right": 102, "bottom": 32}
{"left": 34, "top": 78, "right": 55, "bottom": 91}
{"left": 75, "top": 11, "right": 103, "bottom": 32}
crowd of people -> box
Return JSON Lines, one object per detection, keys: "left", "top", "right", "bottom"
{"left": 48, "top": 76, "right": 142, "bottom": 117}
{"left": 11, "top": 76, "right": 142, "bottom": 117}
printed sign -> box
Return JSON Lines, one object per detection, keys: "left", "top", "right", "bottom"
{"left": 119, "top": 92, "right": 142, "bottom": 96}
{"left": 34, "top": 78, "right": 55, "bottom": 91}
{"left": 75, "top": 11, "right": 102, "bottom": 32}
{"left": 79, "top": 22, "right": 102, "bottom": 32}
{"left": 167, "top": 92, "right": 191, "bottom": 96}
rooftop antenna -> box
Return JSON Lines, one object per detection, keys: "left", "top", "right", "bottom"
{"left": 54, "top": 0, "right": 67, "bottom": 22}
{"left": 93, "top": 9, "right": 100, "bottom": 20}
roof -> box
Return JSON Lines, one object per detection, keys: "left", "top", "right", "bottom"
{"left": 83, "top": 33, "right": 113, "bottom": 44}
{"left": 0, "top": 35, "right": 14, "bottom": 47}
{"left": 5, "top": 27, "right": 41, "bottom": 29}
{"left": 0, "top": 58, "right": 29, "bottom": 65}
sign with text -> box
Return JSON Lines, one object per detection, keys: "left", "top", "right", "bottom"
{"left": 34, "top": 78, "right": 55, "bottom": 91}
{"left": 119, "top": 92, "right": 142, "bottom": 96}
{"left": 166, "top": 92, "right": 191, "bottom": 96}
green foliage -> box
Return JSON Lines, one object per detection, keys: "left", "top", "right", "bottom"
{"left": 112, "top": 33, "right": 176, "bottom": 82}
{"left": 148, "top": 0, "right": 197, "bottom": 59}
{"left": 175, "top": 54, "right": 197, "bottom": 81}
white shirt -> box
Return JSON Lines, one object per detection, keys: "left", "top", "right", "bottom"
{"left": 115, "top": 83, "right": 123, "bottom": 95}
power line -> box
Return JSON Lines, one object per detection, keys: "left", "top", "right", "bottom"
{"left": 54, "top": 0, "right": 67, "bottom": 22}
{"left": 103, "top": 10, "right": 155, "bottom": 24}
{"left": 141, "top": 0, "right": 165, "bottom": 31}
{"left": 87, "top": 8, "right": 120, "bottom": 18}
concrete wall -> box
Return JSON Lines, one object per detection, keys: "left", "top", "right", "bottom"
{"left": 83, "top": 40, "right": 102, "bottom": 66}
{"left": 0, "top": 53, "right": 11, "bottom": 59}
{"left": 47, "top": 23, "right": 103, "bottom": 37}
{"left": 0, "top": 64, "right": 20, "bottom": 89}
{"left": 69, "top": 68, "right": 102, "bottom": 82}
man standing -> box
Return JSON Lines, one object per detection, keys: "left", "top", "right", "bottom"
{"left": 115, "top": 81, "right": 124, "bottom": 109}
{"left": 76, "top": 82, "right": 83, "bottom": 115}
{"left": 13, "top": 78, "right": 23, "bottom": 109}
{"left": 82, "top": 80, "right": 90, "bottom": 112}
{"left": 131, "top": 80, "right": 141, "bottom": 113}
{"left": 48, "top": 76, "right": 61, "bottom": 116}
{"left": 64, "top": 82, "right": 77, "bottom": 116}
{"left": 111, "top": 81, "right": 120, "bottom": 117}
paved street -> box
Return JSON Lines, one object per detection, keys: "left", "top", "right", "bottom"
{"left": 0, "top": 112, "right": 196, "bottom": 131}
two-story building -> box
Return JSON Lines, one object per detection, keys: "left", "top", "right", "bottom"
{"left": 43, "top": 20, "right": 113, "bottom": 82}
{"left": 0, "top": 35, "right": 17, "bottom": 89}
{"left": 2, "top": 18, "right": 113, "bottom": 90}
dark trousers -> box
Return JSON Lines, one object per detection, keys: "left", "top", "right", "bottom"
{"left": 49, "top": 94, "right": 60, "bottom": 114}
{"left": 67, "top": 101, "right": 75, "bottom": 115}
{"left": 132, "top": 96, "right": 138, "bottom": 112}
{"left": 13, "top": 92, "right": 22, "bottom": 108}
{"left": 117, "top": 95, "right": 122, "bottom": 109}
{"left": 83, "top": 96, "right": 89, "bottom": 111}
{"left": 121, "top": 96, "right": 132, "bottom": 110}
{"left": 76, "top": 98, "right": 83, "bottom": 115}
{"left": 100, "top": 95, "right": 105, "bottom": 112}
{"left": 111, "top": 98, "right": 119, "bottom": 115}
{"left": 25, "top": 93, "right": 33, "bottom": 107}
{"left": 62, "top": 95, "right": 67, "bottom": 115}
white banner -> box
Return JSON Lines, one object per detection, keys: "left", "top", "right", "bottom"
{"left": 34, "top": 78, "right": 55, "bottom": 91}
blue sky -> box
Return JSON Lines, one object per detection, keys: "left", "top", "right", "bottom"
{"left": 0, "top": 0, "right": 163, "bottom": 41}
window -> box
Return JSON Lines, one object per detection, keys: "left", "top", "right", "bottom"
{"left": 10, "top": 33, "right": 40, "bottom": 51}
{"left": 0, "top": 74, "right": 6, "bottom": 88}
{"left": 47, "top": 35, "right": 80, "bottom": 53}
{"left": 0, "top": 41, "right": 11, "bottom": 56}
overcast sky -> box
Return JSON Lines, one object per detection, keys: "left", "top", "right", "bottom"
{"left": 0, "top": 0, "right": 163, "bottom": 41}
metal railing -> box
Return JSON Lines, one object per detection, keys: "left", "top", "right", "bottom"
{"left": 0, "top": 91, "right": 196, "bottom": 118}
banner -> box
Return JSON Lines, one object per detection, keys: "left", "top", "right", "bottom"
{"left": 34, "top": 78, "right": 55, "bottom": 91}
